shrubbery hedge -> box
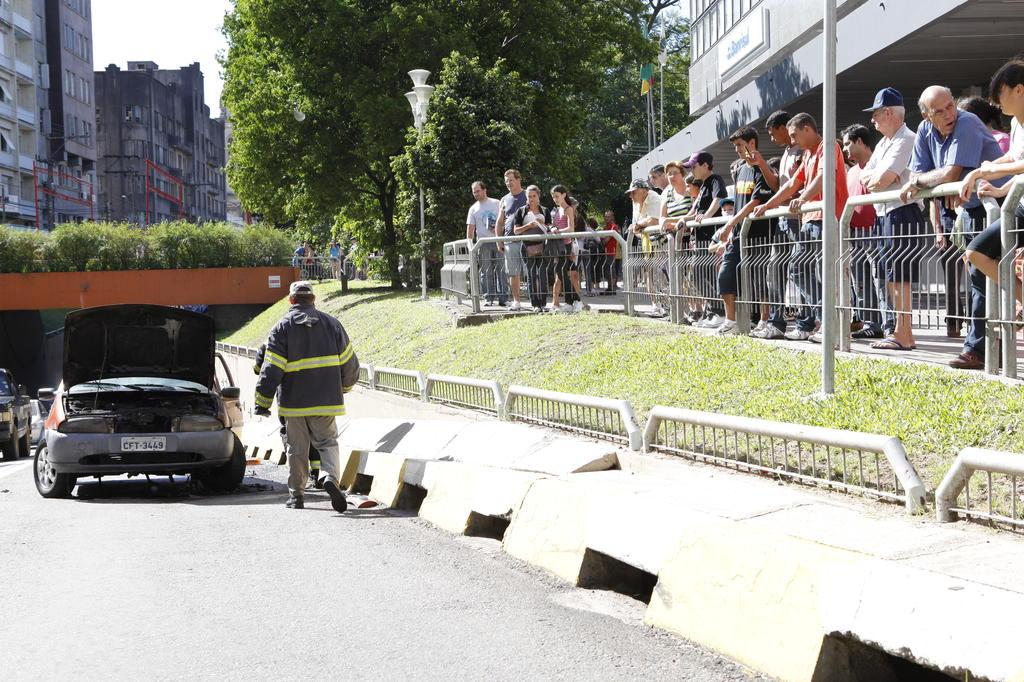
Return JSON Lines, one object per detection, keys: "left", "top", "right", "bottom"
{"left": 0, "top": 222, "right": 295, "bottom": 273}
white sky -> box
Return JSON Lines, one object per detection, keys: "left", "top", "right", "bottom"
{"left": 92, "top": 0, "right": 232, "bottom": 112}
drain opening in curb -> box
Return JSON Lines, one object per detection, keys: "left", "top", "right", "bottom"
{"left": 350, "top": 473, "right": 373, "bottom": 495}
{"left": 395, "top": 484, "right": 427, "bottom": 512}
{"left": 577, "top": 548, "right": 657, "bottom": 604}
{"left": 465, "top": 511, "right": 511, "bottom": 541}
{"left": 813, "top": 634, "right": 959, "bottom": 682}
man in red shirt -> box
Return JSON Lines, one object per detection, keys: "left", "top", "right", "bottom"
{"left": 842, "top": 124, "right": 890, "bottom": 340}
{"left": 752, "top": 113, "right": 848, "bottom": 340}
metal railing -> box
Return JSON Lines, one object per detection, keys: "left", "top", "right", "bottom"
{"left": 936, "top": 447, "right": 1024, "bottom": 527}
{"left": 295, "top": 256, "right": 342, "bottom": 282}
{"left": 504, "top": 385, "right": 643, "bottom": 450}
{"left": 373, "top": 366, "right": 427, "bottom": 400}
{"left": 995, "top": 176, "right": 1024, "bottom": 379}
{"left": 216, "top": 342, "right": 258, "bottom": 359}
{"left": 426, "top": 374, "right": 505, "bottom": 418}
{"left": 451, "top": 230, "right": 632, "bottom": 315}
{"left": 642, "top": 405, "right": 926, "bottom": 513}
{"left": 440, "top": 239, "right": 472, "bottom": 303}
{"left": 357, "top": 363, "right": 375, "bottom": 388}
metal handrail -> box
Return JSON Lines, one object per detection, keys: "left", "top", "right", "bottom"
{"left": 373, "top": 366, "right": 427, "bottom": 400}
{"left": 936, "top": 447, "right": 1024, "bottom": 524}
{"left": 468, "top": 230, "right": 632, "bottom": 315}
{"left": 425, "top": 374, "right": 505, "bottom": 418}
{"left": 643, "top": 405, "right": 927, "bottom": 514}
{"left": 505, "top": 384, "right": 643, "bottom": 450}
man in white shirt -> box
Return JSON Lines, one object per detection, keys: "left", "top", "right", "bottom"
{"left": 466, "top": 180, "right": 505, "bottom": 306}
{"left": 860, "top": 87, "right": 925, "bottom": 352}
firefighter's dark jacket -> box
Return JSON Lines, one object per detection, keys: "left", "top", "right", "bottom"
{"left": 254, "top": 304, "right": 358, "bottom": 417}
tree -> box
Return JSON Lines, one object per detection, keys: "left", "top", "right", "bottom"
{"left": 393, "top": 53, "right": 538, "bottom": 254}
{"left": 221, "top": 0, "right": 678, "bottom": 287}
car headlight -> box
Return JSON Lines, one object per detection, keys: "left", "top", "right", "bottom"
{"left": 58, "top": 416, "right": 111, "bottom": 434}
{"left": 0, "top": 407, "right": 10, "bottom": 421}
{"left": 173, "top": 415, "right": 224, "bottom": 432}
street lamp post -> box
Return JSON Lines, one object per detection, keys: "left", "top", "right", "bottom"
{"left": 406, "top": 69, "right": 434, "bottom": 301}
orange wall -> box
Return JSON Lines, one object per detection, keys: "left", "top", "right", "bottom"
{"left": 0, "top": 267, "right": 299, "bottom": 310}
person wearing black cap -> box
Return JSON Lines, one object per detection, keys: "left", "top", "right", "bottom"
{"left": 254, "top": 281, "right": 359, "bottom": 511}
{"left": 858, "top": 87, "right": 923, "bottom": 352}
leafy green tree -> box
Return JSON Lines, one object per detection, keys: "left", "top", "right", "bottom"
{"left": 221, "top": 0, "right": 682, "bottom": 286}
{"left": 393, "top": 53, "right": 538, "bottom": 254}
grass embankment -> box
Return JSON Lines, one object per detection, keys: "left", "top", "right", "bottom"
{"left": 224, "top": 281, "right": 1024, "bottom": 489}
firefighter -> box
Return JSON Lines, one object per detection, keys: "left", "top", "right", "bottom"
{"left": 254, "top": 281, "right": 359, "bottom": 511}
{"left": 252, "top": 344, "right": 323, "bottom": 488}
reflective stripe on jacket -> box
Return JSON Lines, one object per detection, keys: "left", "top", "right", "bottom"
{"left": 254, "top": 304, "right": 359, "bottom": 417}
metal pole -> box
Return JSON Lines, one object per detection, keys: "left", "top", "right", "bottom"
{"left": 659, "top": 62, "right": 665, "bottom": 145}
{"left": 419, "top": 185, "right": 427, "bottom": 300}
{"left": 820, "top": 0, "right": 837, "bottom": 396}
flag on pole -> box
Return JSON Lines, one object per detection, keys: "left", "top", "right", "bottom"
{"left": 640, "top": 63, "right": 654, "bottom": 96}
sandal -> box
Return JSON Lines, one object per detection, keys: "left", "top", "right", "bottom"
{"left": 869, "top": 337, "right": 916, "bottom": 351}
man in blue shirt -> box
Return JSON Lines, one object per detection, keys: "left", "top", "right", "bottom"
{"left": 899, "top": 85, "right": 1004, "bottom": 369}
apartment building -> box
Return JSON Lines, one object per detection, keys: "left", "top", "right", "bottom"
{"left": 95, "top": 61, "right": 227, "bottom": 224}
{"left": 0, "top": 0, "right": 41, "bottom": 225}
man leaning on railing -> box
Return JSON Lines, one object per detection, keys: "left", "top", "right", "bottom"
{"left": 898, "top": 85, "right": 1005, "bottom": 370}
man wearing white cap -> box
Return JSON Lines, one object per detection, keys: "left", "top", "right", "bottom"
{"left": 255, "top": 281, "right": 359, "bottom": 512}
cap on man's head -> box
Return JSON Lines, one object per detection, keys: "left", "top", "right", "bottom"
{"left": 864, "top": 87, "right": 904, "bottom": 112}
{"left": 625, "top": 179, "right": 651, "bottom": 194}
{"left": 720, "top": 196, "right": 735, "bottom": 206}
{"left": 681, "top": 151, "right": 713, "bottom": 168}
{"left": 289, "top": 280, "right": 314, "bottom": 296}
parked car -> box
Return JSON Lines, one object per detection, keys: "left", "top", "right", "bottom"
{"left": 30, "top": 399, "right": 45, "bottom": 445}
{"left": 34, "top": 305, "right": 246, "bottom": 499}
{"left": 0, "top": 368, "right": 32, "bottom": 461}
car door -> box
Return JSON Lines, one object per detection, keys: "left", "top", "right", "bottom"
{"left": 214, "top": 352, "right": 245, "bottom": 438}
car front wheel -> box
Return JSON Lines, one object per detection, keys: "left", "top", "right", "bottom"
{"left": 34, "top": 445, "right": 75, "bottom": 498}
{"left": 193, "top": 439, "right": 246, "bottom": 493}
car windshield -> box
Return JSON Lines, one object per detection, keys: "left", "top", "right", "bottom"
{"left": 68, "top": 377, "right": 210, "bottom": 395}
{"left": 0, "top": 374, "right": 12, "bottom": 396}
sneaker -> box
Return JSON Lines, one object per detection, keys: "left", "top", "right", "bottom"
{"left": 751, "top": 320, "right": 767, "bottom": 335}
{"left": 510, "top": 301, "right": 522, "bottom": 311}
{"left": 808, "top": 331, "right": 823, "bottom": 344}
{"left": 323, "top": 479, "right": 348, "bottom": 513}
{"left": 702, "top": 314, "right": 726, "bottom": 329}
{"left": 759, "top": 325, "right": 785, "bottom": 340}
{"left": 558, "top": 303, "right": 573, "bottom": 313}
{"left": 285, "top": 495, "right": 304, "bottom": 509}
{"left": 784, "top": 329, "right": 813, "bottom": 341}
{"left": 533, "top": 306, "right": 544, "bottom": 313}
{"left": 715, "top": 320, "right": 739, "bottom": 336}
{"left": 572, "top": 301, "right": 584, "bottom": 313}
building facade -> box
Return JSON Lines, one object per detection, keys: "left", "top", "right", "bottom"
{"left": 95, "top": 61, "right": 227, "bottom": 224}
{"left": 39, "top": 0, "right": 97, "bottom": 228}
{"left": 0, "top": 0, "right": 42, "bottom": 226}
{"left": 634, "top": 0, "right": 1024, "bottom": 176}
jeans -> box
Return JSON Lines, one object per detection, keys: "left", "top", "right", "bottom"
{"left": 478, "top": 241, "right": 508, "bottom": 303}
{"left": 766, "top": 218, "right": 798, "bottom": 332}
{"left": 791, "top": 220, "right": 823, "bottom": 332}
{"left": 526, "top": 255, "right": 550, "bottom": 308}
{"left": 943, "top": 205, "right": 987, "bottom": 354}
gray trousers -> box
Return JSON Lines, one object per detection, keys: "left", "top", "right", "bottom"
{"left": 284, "top": 415, "right": 342, "bottom": 496}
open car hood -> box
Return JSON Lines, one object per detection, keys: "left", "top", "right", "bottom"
{"left": 63, "top": 305, "right": 216, "bottom": 389}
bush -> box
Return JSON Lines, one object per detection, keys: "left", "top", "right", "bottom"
{"left": 0, "top": 221, "right": 294, "bottom": 273}
{"left": 0, "top": 228, "right": 46, "bottom": 273}
{"left": 43, "top": 223, "right": 106, "bottom": 271}
{"left": 235, "top": 223, "right": 294, "bottom": 266}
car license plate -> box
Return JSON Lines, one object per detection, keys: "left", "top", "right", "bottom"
{"left": 121, "top": 437, "right": 167, "bottom": 452}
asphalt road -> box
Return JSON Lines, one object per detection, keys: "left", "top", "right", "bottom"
{"left": 0, "top": 457, "right": 765, "bottom": 681}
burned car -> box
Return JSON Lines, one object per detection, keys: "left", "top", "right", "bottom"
{"left": 34, "top": 305, "right": 246, "bottom": 498}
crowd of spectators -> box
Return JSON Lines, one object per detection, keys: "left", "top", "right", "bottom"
{"left": 458, "top": 56, "right": 1024, "bottom": 370}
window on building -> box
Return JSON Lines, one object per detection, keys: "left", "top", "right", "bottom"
{"left": 0, "top": 130, "right": 13, "bottom": 153}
